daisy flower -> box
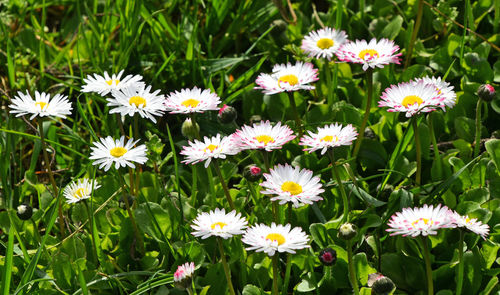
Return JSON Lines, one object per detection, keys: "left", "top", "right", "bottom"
{"left": 255, "top": 62, "right": 319, "bottom": 95}
{"left": 378, "top": 80, "right": 449, "bottom": 117}
{"left": 336, "top": 38, "right": 401, "bottom": 71}
{"left": 299, "top": 123, "right": 358, "bottom": 155}
{"left": 260, "top": 164, "right": 324, "bottom": 208}
{"left": 414, "top": 76, "right": 456, "bottom": 109}
{"left": 191, "top": 208, "right": 247, "bottom": 239}
{"left": 449, "top": 211, "right": 489, "bottom": 240}
{"left": 234, "top": 120, "right": 296, "bottom": 152}
{"left": 164, "top": 87, "right": 221, "bottom": 114}
{"left": 63, "top": 178, "right": 101, "bottom": 204}
{"left": 107, "top": 84, "right": 165, "bottom": 123}
{"left": 9, "top": 91, "right": 72, "bottom": 120}
{"left": 301, "top": 27, "right": 348, "bottom": 60}
{"left": 242, "top": 223, "right": 310, "bottom": 256}
{"left": 89, "top": 136, "right": 147, "bottom": 171}
{"left": 173, "top": 262, "right": 195, "bottom": 287}
{"left": 386, "top": 204, "right": 455, "bottom": 237}
{"left": 180, "top": 134, "right": 240, "bottom": 168}
{"left": 81, "top": 70, "right": 144, "bottom": 96}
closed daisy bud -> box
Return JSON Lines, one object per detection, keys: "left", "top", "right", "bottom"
{"left": 218, "top": 104, "right": 237, "bottom": 124}
{"left": 181, "top": 118, "right": 200, "bottom": 140}
{"left": 368, "top": 273, "right": 395, "bottom": 295}
{"left": 318, "top": 248, "right": 337, "bottom": 266}
{"left": 17, "top": 203, "right": 33, "bottom": 220}
{"left": 338, "top": 223, "right": 358, "bottom": 240}
{"left": 477, "top": 84, "right": 496, "bottom": 102}
{"left": 243, "top": 165, "right": 262, "bottom": 182}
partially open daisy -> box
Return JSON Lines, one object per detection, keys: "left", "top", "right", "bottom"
{"left": 414, "top": 76, "right": 456, "bottom": 109}
{"left": 191, "top": 208, "right": 247, "bottom": 239}
{"left": 386, "top": 204, "right": 455, "bottom": 237}
{"left": 337, "top": 38, "right": 401, "bottom": 71}
{"left": 301, "top": 27, "right": 348, "bottom": 60}
{"left": 260, "top": 164, "right": 324, "bottom": 208}
{"left": 164, "top": 87, "right": 221, "bottom": 114}
{"left": 63, "top": 178, "right": 100, "bottom": 204}
{"left": 89, "top": 136, "right": 147, "bottom": 171}
{"left": 180, "top": 134, "right": 240, "bottom": 168}
{"left": 107, "top": 84, "right": 165, "bottom": 123}
{"left": 81, "top": 70, "right": 144, "bottom": 96}
{"left": 299, "top": 123, "right": 358, "bottom": 155}
{"left": 174, "top": 262, "right": 195, "bottom": 283}
{"left": 242, "top": 223, "right": 309, "bottom": 256}
{"left": 449, "top": 211, "right": 489, "bottom": 240}
{"left": 255, "top": 62, "right": 319, "bottom": 95}
{"left": 234, "top": 120, "right": 296, "bottom": 151}
{"left": 9, "top": 91, "right": 72, "bottom": 120}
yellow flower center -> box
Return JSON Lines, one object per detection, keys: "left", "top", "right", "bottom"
{"left": 129, "top": 96, "right": 147, "bottom": 107}
{"left": 255, "top": 135, "right": 275, "bottom": 145}
{"left": 411, "top": 218, "right": 433, "bottom": 227}
{"left": 110, "top": 147, "right": 127, "bottom": 158}
{"left": 401, "top": 95, "right": 424, "bottom": 108}
{"left": 316, "top": 38, "right": 334, "bottom": 49}
{"left": 211, "top": 222, "right": 227, "bottom": 230}
{"left": 74, "top": 188, "right": 86, "bottom": 199}
{"left": 278, "top": 74, "right": 299, "bottom": 87}
{"left": 106, "top": 79, "right": 120, "bottom": 86}
{"left": 358, "top": 49, "right": 379, "bottom": 60}
{"left": 35, "top": 102, "right": 48, "bottom": 110}
{"left": 266, "top": 233, "right": 286, "bottom": 246}
{"left": 181, "top": 98, "right": 200, "bottom": 108}
{"left": 281, "top": 181, "right": 303, "bottom": 195}
{"left": 320, "top": 135, "right": 338, "bottom": 142}
{"left": 465, "top": 218, "right": 470, "bottom": 223}
{"left": 204, "top": 144, "right": 218, "bottom": 152}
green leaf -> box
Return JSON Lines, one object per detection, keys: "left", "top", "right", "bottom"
{"left": 309, "top": 223, "right": 329, "bottom": 248}
{"left": 485, "top": 139, "right": 500, "bottom": 171}
{"left": 346, "top": 183, "right": 386, "bottom": 207}
{"left": 454, "top": 116, "right": 476, "bottom": 142}
{"left": 242, "top": 284, "right": 264, "bottom": 295}
{"left": 380, "top": 15, "right": 403, "bottom": 40}
{"left": 353, "top": 253, "right": 377, "bottom": 285}
{"left": 135, "top": 202, "right": 172, "bottom": 241}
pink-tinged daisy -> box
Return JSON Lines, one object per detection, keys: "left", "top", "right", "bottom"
{"left": 413, "top": 76, "right": 456, "bottom": 109}
{"left": 301, "top": 27, "right": 348, "bottom": 60}
{"left": 180, "top": 134, "right": 240, "bottom": 168}
{"left": 260, "top": 164, "right": 324, "bottom": 208}
{"left": 107, "top": 84, "right": 165, "bottom": 123}
{"left": 378, "top": 80, "right": 447, "bottom": 117}
{"left": 242, "top": 223, "right": 310, "bottom": 256}
{"left": 234, "top": 120, "right": 296, "bottom": 151}
{"left": 449, "top": 211, "right": 489, "bottom": 240}
{"left": 299, "top": 123, "right": 358, "bottom": 155}
{"left": 164, "top": 87, "right": 221, "bottom": 114}
{"left": 81, "top": 70, "right": 144, "bottom": 96}
{"left": 336, "top": 38, "right": 401, "bottom": 71}
{"left": 386, "top": 204, "right": 455, "bottom": 237}
{"left": 173, "top": 262, "right": 195, "bottom": 289}
{"left": 191, "top": 208, "right": 247, "bottom": 239}
{"left": 89, "top": 136, "right": 147, "bottom": 171}
{"left": 9, "top": 91, "right": 72, "bottom": 120}
{"left": 255, "top": 62, "right": 319, "bottom": 95}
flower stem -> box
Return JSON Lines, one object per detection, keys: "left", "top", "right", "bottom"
{"left": 347, "top": 239, "right": 359, "bottom": 295}
{"left": 189, "top": 113, "right": 201, "bottom": 140}
{"left": 38, "top": 118, "right": 65, "bottom": 238}
{"left": 412, "top": 118, "right": 422, "bottom": 186}
{"left": 217, "top": 237, "right": 236, "bottom": 295}
{"left": 287, "top": 92, "right": 303, "bottom": 138}
{"left": 133, "top": 114, "right": 141, "bottom": 194}
{"left": 281, "top": 254, "right": 292, "bottom": 295}
{"left": 474, "top": 98, "right": 483, "bottom": 158}
{"left": 404, "top": 0, "right": 424, "bottom": 69}
{"left": 212, "top": 159, "right": 235, "bottom": 210}
{"left": 352, "top": 68, "right": 373, "bottom": 159}
{"left": 427, "top": 114, "right": 442, "bottom": 178}
{"left": 272, "top": 254, "right": 280, "bottom": 295}
{"left": 456, "top": 230, "right": 465, "bottom": 295}
{"left": 324, "top": 59, "right": 333, "bottom": 107}
{"left": 328, "top": 150, "right": 349, "bottom": 222}
{"left": 82, "top": 200, "right": 98, "bottom": 263}
{"left": 421, "top": 236, "right": 434, "bottom": 295}
{"left": 262, "top": 150, "right": 278, "bottom": 222}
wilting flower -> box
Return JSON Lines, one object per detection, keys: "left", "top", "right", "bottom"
{"left": 255, "top": 62, "right": 319, "bottom": 95}
{"left": 81, "top": 70, "right": 144, "bottom": 96}
{"left": 299, "top": 123, "right": 357, "bottom": 155}
{"left": 107, "top": 84, "right": 165, "bottom": 123}
{"left": 9, "top": 91, "right": 72, "bottom": 120}
{"left": 449, "top": 211, "right": 489, "bottom": 240}
{"left": 180, "top": 134, "right": 240, "bottom": 168}
{"left": 337, "top": 38, "right": 401, "bottom": 71}
{"left": 63, "top": 178, "right": 101, "bottom": 204}
{"left": 301, "top": 27, "right": 348, "bottom": 60}
{"left": 386, "top": 204, "right": 455, "bottom": 237}
{"left": 89, "top": 136, "right": 147, "bottom": 171}
{"left": 234, "top": 120, "right": 296, "bottom": 151}
{"left": 191, "top": 208, "right": 247, "bottom": 239}
{"left": 242, "top": 223, "right": 309, "bottom": 256}
{"left": 164, "top": 87, "right": 221, "bottom": 114}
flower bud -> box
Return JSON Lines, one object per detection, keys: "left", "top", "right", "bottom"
{"left": 174, "top": 262, "right": 195, "bottom": 290}
{"left": 249, "top": 115, "right": 262, "bottom": 125}
{"left": 477, "top": 84, "right": 496, "bottom": 102}
{"left": 243, "top": 165, "right": 262, "bottom": 182}
{"left": 17, "top": 203, "right": 33, "bottom": 220}
{"left": 368, "top": 273, "right": 395, "bottom": 295}
{"left": 318, "top": 247, "right": 337, "bottom": 266}
{"left": 338, "top": 223, "right": 358, "bottom": 240}
{"left": 181, "top": 118, "right": 200, "bottom": 140}
{"left": 218, "top": 104, "right": 237, "bottom": 124}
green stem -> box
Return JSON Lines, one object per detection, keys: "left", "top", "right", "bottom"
{"left": 191, "top": 164, "right": 198, "bottom": 207}
{"left": 325, "top": 59, "right": 333, "bottom": 106}
{"left": 421, "top": 236, "right": 434, "bottom": 295}
{"left": 328, "top": 150, "right": 349, "bottom": 222}
{"left": 272, "top": 254, "right": 280, "bottom": 295}
{"left": 456, "top": 230, "right": 465, "bottom": 295}
{"left": 287, "top": 92, "right": 303, "bottom": 138}
{"left": 413, "top": 118, "right": 422, "bottom": 186}
{"left": 281, "top": 254, "right": 292, "bottom": 295}
{"left": 83, "top": 200, "right": 98, "bottom": 264}
{"left": 133, "top": 114, "right": 141, "bottom": 194}
{"left": 404, "top": 0, "right": 424, "bottom": 69}
{"left": 212, "top": 159, "right": 235, "bottom": 210}
{"left": 217, "top": 238, "right": 236, "bottom": 295}
{"left": 427, "top": 114, "right": 442, "bottom": 178}
{"left": 346, "top": 240, "right": 359, "bottom": 295}
{"left": 189, "top": 113, "right": 201, "bottom": 140}
{"left": 261, "top": 151, "right": 278, "bottom": 222}
{"left": 352, "top": 68, "right": 373, "bottom": 159}
{"left": 474, "top": 98, "right": 482, "bottom": 158}
{"left": 262, "top": 150, "right": 271, "bottom": 171}
{"left": 287, "top": 203, "right": 292, "bottom": 224}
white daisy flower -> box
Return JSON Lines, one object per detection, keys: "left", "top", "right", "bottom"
{"left": 301, "top": 27, "right": 348, "bottom": 60}
{"left": 255, "top": 62, "right": 319, "bottom": 95}
{"left": 174, "top": 262, "right": 195, "bottom": 283}
{"left": 107, "top": 84, "right": 165, "bottom": 123}
{"left": 9, "top": 91, "right": 72, "bottom": 120}
{"left": 299, "top": 123, "right": 358, "bottom": 155}
{"left": 63, "top": 178, "right": 101, "bottom": 204}
{"left": 386, "top": 204, "right": 455, "bottom": 237}
{"left": 81, "top": 70, "right": 144, "bottom": 96}
{"left": 260, "top": 164, "right": 324, "bottom": 208}
{"left": 89, "top": 136, "right": 147, "bottom": 171}
{"left": 414, "top": 76, "right": 456, "bottom": 109}
{"left": 242, "top": 223, "right": 310, "bottom": 256}
{"left": 191, "top": 208, "right": 248, "bottom": 239}
{"left": 234, "top": 120, "right": 296, "bottom": 152}
{"left": 180, "top": 134, "right": 240, "bottom": 168}
{"left": 336, "top": 38, "right": 401, "bottom": 71}
{"left": 449, "top": 211, "right": 489, "bottom": 240}
{"left": 164, "top": 87, "right": 221, "bottom": 114}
